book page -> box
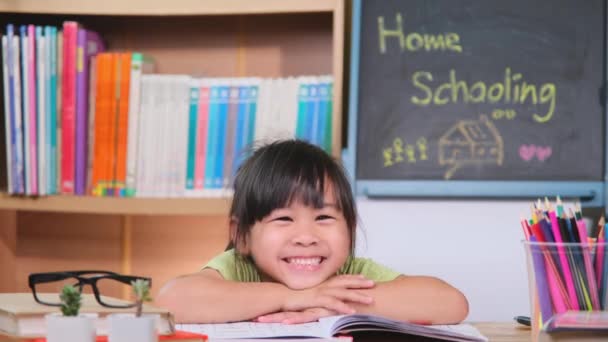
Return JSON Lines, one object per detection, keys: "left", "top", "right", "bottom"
{"left": 325, "top": 315, "right": 487, "bottom": 341}
{"left": 176, "top": 321, "right": 329, "bottom": 339}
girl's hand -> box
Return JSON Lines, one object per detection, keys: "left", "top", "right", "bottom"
{"left": 255, "top": 307, "right": 337, "bottom": 324}
{"left": 281, "top": 274, "right": 375, "bottom": 315}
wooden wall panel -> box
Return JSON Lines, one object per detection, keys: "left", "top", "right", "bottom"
{"left": 130, "top": 215, "right": 229, "bottom": 302}
{"left": 16, "top": 212, "right": 123, "bottom": 297}
{"left": 0, "top": 210, "right": 17, "bottom": 292}
{"left": 10, "top": 212, "right": 229, "bottom": 301}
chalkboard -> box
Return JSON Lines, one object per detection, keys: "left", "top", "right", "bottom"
{"left": 345, "top": 0, "right": 607, "bottom": 202}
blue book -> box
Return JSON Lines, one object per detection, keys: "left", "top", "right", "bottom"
{"left": 185, "top": 84, "right": 199, "bottom": 190}
{"left": 307, "top": 83, "right": 320, "bottom": 146}
{"left": 232, "top": 85, "right": 249, "bottom": 176}
{"left": 317, "top": 82, "right": 330, "bottom": 150}
{"left": 204, "top": 85, "right": 220, "bottom": 189}
{"left": 214, "top": 85, "right": 230, "bottom": 188}
{"left": 295, "top": 83, "right": 309, "bottom": 141}
{"left": 246, "top": 85, "right": 258, "bottom": 149}
{"left": 323, "top": 82, "right": 333, "bottom": 153}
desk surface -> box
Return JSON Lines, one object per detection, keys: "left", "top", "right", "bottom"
{"left": 474, "top": 322, "right": 530, "bottom": 341}
{"left": 0, "top": 322, "right": 531, "bottom": 342}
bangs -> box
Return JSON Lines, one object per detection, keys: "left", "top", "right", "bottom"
{"left": 228, "top": 140, "right": 357, "bottom": 252}
{"left": 248, "top": 158, "right": 342, "bottom": 222}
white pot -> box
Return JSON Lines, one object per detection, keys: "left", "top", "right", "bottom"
{"left": 108, "top": 313, "right": 157, "bottom": 342}
{"left": 45, "top": 313, "right": 96, "bottom": 342}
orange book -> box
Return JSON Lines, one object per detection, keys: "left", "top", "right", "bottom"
{"left": 113, "top": 52, "right": 131, "bottom": 197}
{"left": 91, "top": 53, "right": 115, "bottom": 196}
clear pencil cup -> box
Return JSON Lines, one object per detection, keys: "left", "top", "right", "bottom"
{"left": 523, "top": 240, "right": 608, "bottom": 341}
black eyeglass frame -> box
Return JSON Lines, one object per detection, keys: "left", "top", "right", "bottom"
{"left": 28, "top": 270, "right": 152, "bottom": 309}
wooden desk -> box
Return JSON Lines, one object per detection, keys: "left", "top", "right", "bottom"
{"left": 474, "top": 322, "right": 530, "bottom": 341}
{"left": 0, "top": 322, "right": 532, "bottom": 342}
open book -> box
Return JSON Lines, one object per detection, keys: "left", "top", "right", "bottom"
{"left": 0, "top": 293, "right": 175, "bottom": 338}
{"left": 177, "top": 314, "right": 488, "bottom": 342}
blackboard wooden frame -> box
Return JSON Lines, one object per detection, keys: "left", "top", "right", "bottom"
{"left": 343, "top": 0, "right": 606, "bottom": 207}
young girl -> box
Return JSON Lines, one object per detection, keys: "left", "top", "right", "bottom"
{"left": 156, "top": 140, "right": 468, "bottom": 324}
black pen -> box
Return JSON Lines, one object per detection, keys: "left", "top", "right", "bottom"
{"left": 514, "top": 315, "right": 531, "bottom": 326}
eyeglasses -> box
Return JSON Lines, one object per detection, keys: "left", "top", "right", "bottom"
{"left": 28, "top": 270, "right": 152, "bottom": 308}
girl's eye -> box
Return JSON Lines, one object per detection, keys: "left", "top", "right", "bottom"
{"left": 316, "top": 215, "right": 335, "bottom": 221}
{"left": 274, "top": 216, "right": 293, "bottom": 222}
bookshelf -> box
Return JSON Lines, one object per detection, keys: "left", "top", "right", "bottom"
{"left": 0, "top": 0, "right": 345, "bottom": 298}
{"left": 0, "top": 195, "right": 231, "bottom": 215}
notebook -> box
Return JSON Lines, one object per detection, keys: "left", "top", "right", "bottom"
{"left": 177, "top": 314, "right": 488, "bottom": 341}
{"left": 0, "top": 293, "right": 175, "bottom": 338}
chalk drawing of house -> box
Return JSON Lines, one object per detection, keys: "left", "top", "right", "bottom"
{"left": 439, "top": 115, "right": 503, "bottom": 179}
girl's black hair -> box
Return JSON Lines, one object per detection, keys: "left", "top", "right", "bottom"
{"left": 227, "top": 139, "right": 357, "bottom": 253}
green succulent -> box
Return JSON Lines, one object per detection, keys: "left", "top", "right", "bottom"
{"left": 131, "top": 279, "right": 152, "bottom": 317}
{"left": 59, "top": 285, "right": 82, "bottom": 317}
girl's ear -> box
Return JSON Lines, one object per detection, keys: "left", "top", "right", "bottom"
{"left": 229, "top": 219, "right": 250, "bottom": 255}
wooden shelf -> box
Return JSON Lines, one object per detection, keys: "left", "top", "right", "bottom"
{"left": 0, "top": 0, "right": 338, "bottom": 16}
{"left": 0, "top": 194, "right": 231, "bottom": 215}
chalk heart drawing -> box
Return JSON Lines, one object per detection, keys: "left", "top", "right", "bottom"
{"left": 519, "top": 145, "right": 536, "bottom": 161}
{"left": 519, "top": 145, "right": 552, "bottom": 162}
{"left": 536, "top": 146, "right": 552, "bottom": 161}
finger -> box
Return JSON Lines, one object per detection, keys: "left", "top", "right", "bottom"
{"left": 256, "top": 312, "right": 293, "bottom": 323}
{"left": 317, "top": 296, "right": 356, "bottom": 314}
{"left": 283, "top": 311, "right": 324, "bottom": 324}
{"left": 322, "top": 288, "right": 374, "bottom": 305}
{"left": 325, "top": 275, "right": 375, "bottom": 289}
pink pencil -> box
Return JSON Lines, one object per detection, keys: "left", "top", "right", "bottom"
{"left": 548, "top": 208, "right": 579, "bottom": 310}
{"left": 596, "top": 227, "right": 605, "bottom": 300}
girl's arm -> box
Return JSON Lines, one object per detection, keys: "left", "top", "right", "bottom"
{"left": 351, "top": 275, "right": 469, "bottom": 324}
{"left": 155, "top": 269, "right": 374, "bottom": 323}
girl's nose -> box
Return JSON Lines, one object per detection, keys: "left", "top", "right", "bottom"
{"left": 291, "top": 227, "right": 320, "bottom": 246}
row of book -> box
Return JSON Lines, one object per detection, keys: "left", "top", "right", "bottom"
{"left": 1, "top": 22, "right": 334, "bottom": 197}
{"left": 1, "top": 22, "right": 104, "bottom": 196}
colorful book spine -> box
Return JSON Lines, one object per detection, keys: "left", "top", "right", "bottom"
{"left": 75, "top": 28, "right": 105, "bottom": 195}
{"left": 307, "top": 82, "right": 320, "bottom": 146}
{"left": 323, "top": 81, "right": 333, "bottom": 153}
{"left": 1, "top": 35, "right": 12, "bottom": 193}
{"left": 47, "top": 26, "right": 58, "bottom": 194}
{"left": 19, "top": 26, "right": 30, "bottom": 194}
{"left": 27, "top": 24, "right": 38, "bottom": 195}
{"left": 125, "top": 53, "right": 152, "bottom": 197}
{"left": 194, "top": 82, "right": 209, "bottom": 190}
{"left": 11, "top": 33, "right": 25, "bottom": 194}
{"left": 36, "top": 27, "right": 47, "bottom": 196}
{"left": 246, "top": 83, "right": 258, "bottom": 150}
{"left": 204, "top": 84, "right": 219, "bottom": 189}
{"left": 223, "top": 83, "right": 239, "bottom": 187}
{"left": 185, "top": 80, "right": 199, "bottom": 190}
{"left": 214, "top": 85, "right": 230, "bottom": 188}
{"left": 295, "top": 82, "right": 309, "bottom": 142}
{"left": 113, "top": 53, "right": 131, "bottom": 196}
{"left": 60, "top": 21, "right": 78, "bottom": 194}
{"left": 231, "top": 84, "right": 249, "bottom": 177}
{"left": 91, "top": 53, "right": 115, "bottom": 196}
{"left": 317, "top": 80, "right": 331, "bottom": 153}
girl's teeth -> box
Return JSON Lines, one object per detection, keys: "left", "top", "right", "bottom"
{"left": 287, "top": 257, "right": 321, "bottom": 265}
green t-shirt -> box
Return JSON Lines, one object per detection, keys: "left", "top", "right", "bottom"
{"left": 203, "top": 249, "right": 401, "bottom": 282}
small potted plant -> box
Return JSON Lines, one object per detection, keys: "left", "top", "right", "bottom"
{"left": 45, "top": 285, "right": 96, "bottom": 342}
{"left": 108, "top": 279, "right": 157, "bottom": 342}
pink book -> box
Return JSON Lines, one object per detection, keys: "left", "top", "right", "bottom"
{"left": 27, "top": 25, "right": 38, "bottom": 195}
{"left": 194, "top": 84, "right": 210, "bottom": 189}
{"left": 60, "top": 21, "right": 78, "bottom": 194}
{"left": 74, "top": 28, "right": 104, "bottom": 195}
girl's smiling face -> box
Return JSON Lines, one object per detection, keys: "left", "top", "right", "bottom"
{"left": 241, "top": 187, "right": 351, "bottom": 290}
